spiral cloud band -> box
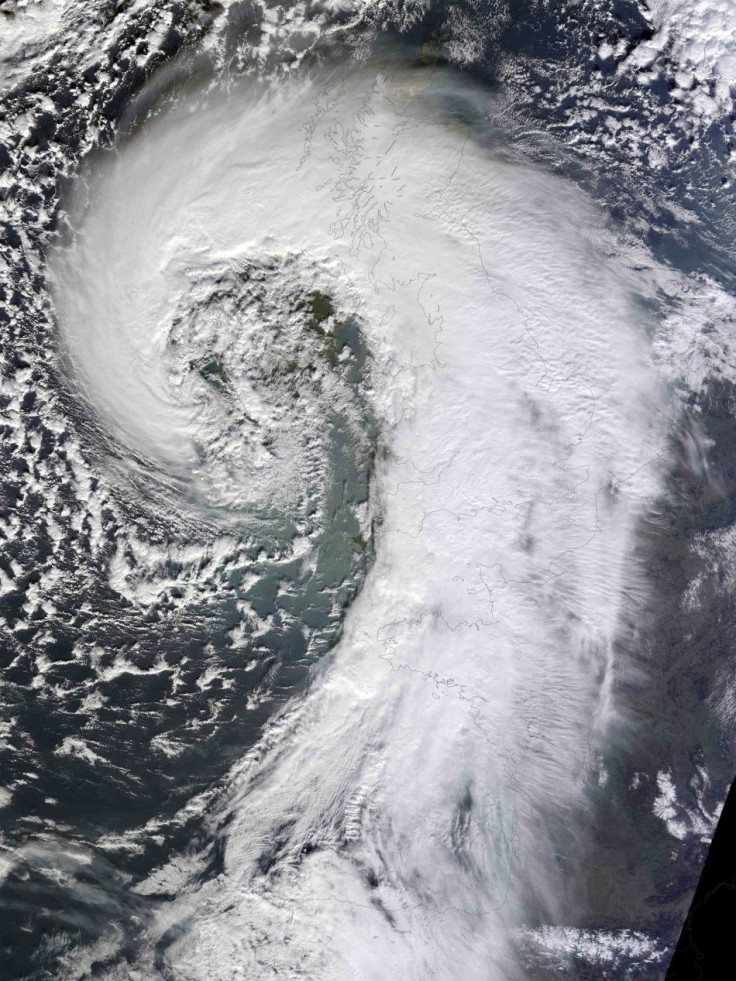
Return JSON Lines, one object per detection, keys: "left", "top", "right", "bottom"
{"left": 44, "top": 51, "right": 687, "bottom": 979}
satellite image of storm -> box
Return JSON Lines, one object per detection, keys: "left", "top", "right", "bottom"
{"left": 5, "top": 0, "right": 736, "bottom": 978}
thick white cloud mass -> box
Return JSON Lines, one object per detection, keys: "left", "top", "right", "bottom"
{"left": 49, "top": 55, "right": 685, "bottom": 979}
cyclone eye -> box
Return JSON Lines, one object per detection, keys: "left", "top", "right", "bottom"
{"left": 155, "top": 256, "right": 374, "bottom": 520}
